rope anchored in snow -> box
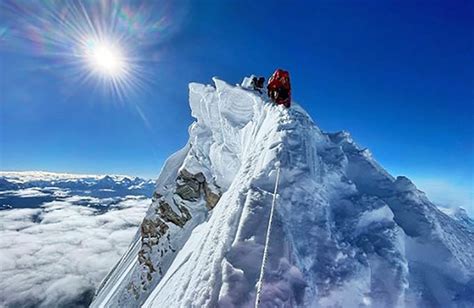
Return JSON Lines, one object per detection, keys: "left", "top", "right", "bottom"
{"left": 255, "top": 165, "right": 281, "bottom": 308}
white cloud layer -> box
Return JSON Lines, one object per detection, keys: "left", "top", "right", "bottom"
{"left": 0, "top": 196, "right": 149, "bottom": 308}
{"left": 0, "top": 187, "right": 50, "bottom": 198}
{"left": 412, "top": 177, "right": 473, "bottom": 216}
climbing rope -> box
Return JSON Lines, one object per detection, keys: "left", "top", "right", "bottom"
{"left": 255, "top": 166, "right": 281, "bottom": 308}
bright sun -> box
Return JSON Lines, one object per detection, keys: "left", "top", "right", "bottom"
{"left": 86, "top": 41, "right": 127, "bottom": 77}
{"left": 80, "top": 37, "right": 136, "bottom": 97}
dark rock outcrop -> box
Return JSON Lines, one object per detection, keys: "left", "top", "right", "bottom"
{"left": 133, "top": 168, "right": 222, "bottom": 295}
{"left": 175, "top": 169, "right": 221, "bottom": 209}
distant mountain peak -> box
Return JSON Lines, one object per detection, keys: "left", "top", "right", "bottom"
{"left": 0, "top": 171, "right": 155, "bottom": 208}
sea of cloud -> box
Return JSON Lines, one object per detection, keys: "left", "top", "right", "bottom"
{"left": 0, "top": 195, "right": 149, "bottom": 308}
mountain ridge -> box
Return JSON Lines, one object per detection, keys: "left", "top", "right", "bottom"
{"left": 92, "top": 76, "right": 473, "bottom": 308}
{"left": 0, "top": 171, "right": 155, "bottom": 210}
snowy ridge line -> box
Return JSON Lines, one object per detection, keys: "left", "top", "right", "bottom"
{"left": 142, "top": 79, "right": 285, "bottom": 306}
{"left": 91, "top": 76, "right": 474, "bottom": 308}
{"left": 92, "top": 236, "right": 141, "bottom": 308}
{"left": 92, "top": 234, "right": 141, "bottom": 305}
{"left": 255, "top": 165, "right": 281, "bottom": 308}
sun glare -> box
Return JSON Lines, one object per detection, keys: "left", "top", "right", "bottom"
{"left": 86, "top": 42, "right": 126, "bottom": 77}
{"left": 1, "top": 0, "right": 189, "bottom": 100}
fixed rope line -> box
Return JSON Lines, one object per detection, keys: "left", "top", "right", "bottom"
{"left": 255, "top": 166, "right": 281, "bottom": 308}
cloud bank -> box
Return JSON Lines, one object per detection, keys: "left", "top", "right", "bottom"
{"left": 0, "top": 196, "right": 149, "bottom": 308}
{"left": 412, "top": 177, "right": 473, "bottom": 216}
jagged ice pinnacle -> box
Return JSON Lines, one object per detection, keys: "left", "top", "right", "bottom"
{"left": 91, "top": 76, "right": 474, "bottom": 308}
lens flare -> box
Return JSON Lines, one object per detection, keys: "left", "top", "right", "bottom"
{"left": 0, "top": 0, "right": 189, "bottom": 101}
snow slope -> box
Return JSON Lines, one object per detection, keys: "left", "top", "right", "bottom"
{"left": 91, "top": 76, "right": 474, "bottom": 308}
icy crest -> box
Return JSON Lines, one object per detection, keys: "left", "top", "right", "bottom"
{"left": 92, "top": 76, "right": 474, "bottom": 308}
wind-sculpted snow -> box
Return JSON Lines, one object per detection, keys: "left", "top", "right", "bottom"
{"left": 92, "top": 76, "right": 474, "bottom": 308}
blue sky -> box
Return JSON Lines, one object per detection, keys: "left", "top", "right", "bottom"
{"left": 0, "top": 1, "right": 472, "bottom": 211}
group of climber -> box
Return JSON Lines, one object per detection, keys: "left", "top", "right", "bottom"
{"left": 251, "top": 69, "right": 291, "bottom": 108}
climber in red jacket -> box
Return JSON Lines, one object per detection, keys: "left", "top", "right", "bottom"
{"left": 267, "top": 69, "right": 291, "bottom": 108}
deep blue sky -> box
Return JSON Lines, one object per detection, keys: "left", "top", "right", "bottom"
{"left": 1, "top": 1, "right": 472, "bottom": 210}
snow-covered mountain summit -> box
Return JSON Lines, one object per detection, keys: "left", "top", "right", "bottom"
{"left": 0, "top": 171, "right": 152, "bottom": 190}
{"left": 92, "top": 76, "right": 474, "bottom": 308}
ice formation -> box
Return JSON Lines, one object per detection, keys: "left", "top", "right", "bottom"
{"left": 91, "top": 76, "right": 474, "bottom": 308}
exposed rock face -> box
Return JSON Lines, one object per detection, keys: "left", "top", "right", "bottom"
{"left": 133, "top": 169, "right": 221, "bottom": 295}
{"left": 137, "top": 217, "right": 169, "bottom": 285}
{"left": 204, "top": 184, "right": 220, "bottom": 210}
{"left": 157, "top": 200, "right": 191, "bottom": 227}
{"left": 176, "top": 169, "right": 203, "bottom": 201}
{"left": 176, "top": 169, "right": 221, "bottom": 209}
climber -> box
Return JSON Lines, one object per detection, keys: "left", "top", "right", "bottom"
{"left": 251, "top": 76, "right": 265, "bottom": 93}
{"left": 267, "top": 69, "right": 291, "bottom": 108}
